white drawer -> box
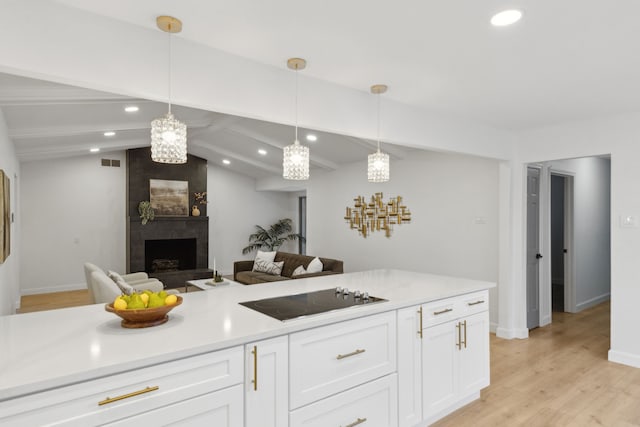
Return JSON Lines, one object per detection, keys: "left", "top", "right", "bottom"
{"left": 290, "top": 374, "right": 397, "bottom": 427}
{"left": 457, "top": 290, "right": 489, "bottom": 316}
{"left": 0, "top": 345, "right": 244, "bottom": 426}
{"left": 422, "top": 297, "right": 458, "bottom": 327}
{"left": 289, "top": 311, "right": 397, "bottom": 409}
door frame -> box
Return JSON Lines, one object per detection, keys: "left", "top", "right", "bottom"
{"left": 540, "top": 168, "right": 576, "bottom": 326}
{"left": 526, "top": 165, "right": 543, "bottom": 329}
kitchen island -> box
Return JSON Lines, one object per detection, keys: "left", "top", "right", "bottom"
{"left": 0, "top": 269, "right": 495, "bottom": 426}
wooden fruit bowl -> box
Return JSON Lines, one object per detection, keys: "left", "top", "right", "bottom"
{"left": 105, "top": 296, "right": 183, "bottom": 329}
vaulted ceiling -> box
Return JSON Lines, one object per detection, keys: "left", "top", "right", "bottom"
{"left": 0, "top": 72, "right": 412, "bottom": 179}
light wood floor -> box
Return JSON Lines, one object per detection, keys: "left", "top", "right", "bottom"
{"left": 435, "top": 301, "right": 640, "bottom": 427}
{"left": 17, "top": 295, "right": 638, "bottom": 425}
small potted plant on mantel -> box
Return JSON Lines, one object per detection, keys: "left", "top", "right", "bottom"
{"left": 138, "top": 201, "right": 155, "bottom": 225}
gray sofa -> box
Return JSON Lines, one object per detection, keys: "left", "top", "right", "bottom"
{"left": 234, "top": 252, "right": 343, "bottom": 285}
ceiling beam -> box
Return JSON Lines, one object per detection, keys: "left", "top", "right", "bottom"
{"left": 344, "top": 136, "right": 406, "bottom": 160}
{"left": 190, "top": 139, "right": 282, "bottom": 175}
{"left": 0, "top": 87, "right": 149, "bottom": 106}
{"left": 188, "top": 115, "right": 241, "bottom": 138}
{"left": 227, "top": 124, "right": 339, "bottom": 171}
{"left": 9, "top": 118, "right": 212, "bottom": 139}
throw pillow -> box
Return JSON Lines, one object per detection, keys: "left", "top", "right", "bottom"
{"left": 252, "top": 250, "right": 277, "bottom": 271}
{"left": 253, "top": 260, "right": 284, "bottom": 276}
{"left": 292, "top": 265, "right": 307, "bottom": 277}
{"left": 108, "top": 270, "right": 134, "bottom": 295}
{"left": 306, "top": 257, "right": 323, "bottom": 274}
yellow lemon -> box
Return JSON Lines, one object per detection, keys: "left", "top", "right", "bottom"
{"left": 165, "top": 294, "right": 178, "bottom": 306}
{"left": 113, "top": 297, "right": 127, "bottom": 310}
{"left": 139, "top": 293, "right": 149, "bottom": 307}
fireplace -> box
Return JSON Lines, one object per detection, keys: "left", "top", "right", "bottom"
{"left": 145, "top": 238, "right": 197, "bottom": 272}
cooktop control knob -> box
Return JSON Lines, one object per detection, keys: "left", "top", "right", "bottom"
{"left": 342, "top": 288, "right": 349, "bottom": 295}
{"left": 335, "top": 287, "right": 342, "bottom": 294}
{"left": 354, "top": 290, "right": 361, "bottom": 298}
{"left": 363, "top": 292, "right": 370, "bottom": 301}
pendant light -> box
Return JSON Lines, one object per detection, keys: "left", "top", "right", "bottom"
{"left": 151, "top": 16, "right": 187, "bottom": 164}
{"left": 368, "top": 84, "right": 390, "bottom": 182}
{"left": 283, "top": 58, "right": 310, "bottom": 180}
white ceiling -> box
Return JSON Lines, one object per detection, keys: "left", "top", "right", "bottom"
{"left": 0, "top": 72, "right": 411, "bottom": 178}
{"left": 3, "top": 1, "right": 639, "bottom": 178}
{"left": 53, "top": 0, "right": 640, "bottom": 130}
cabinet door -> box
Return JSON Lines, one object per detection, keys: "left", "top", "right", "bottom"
{"left": 459, "top": 311, "right": 490, "bottom": 397}
{"left": 422, "top": 320, "right": 459, "bottom": 420}
{"left": 397, "top": 306, "right": 422, "bottom": 427}
{"left": 105, "top": 384, "right": 243, "bottom": 427}
{"left": 245, "top": 335, "right": 288, "bottom": 427}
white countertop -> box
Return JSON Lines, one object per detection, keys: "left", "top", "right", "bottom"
{"left": 0, "top": 269, "right": 494, "bottom": 401}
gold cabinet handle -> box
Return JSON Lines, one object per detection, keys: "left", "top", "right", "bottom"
{"left": 337, "top": 349, "right": 366, "bottom": 360}
{"left": 468, "top": 300, "right": 485, "bottom": 306}
{"left": 344, "top": 417, "right": 367, "bottom": 427}
{"left": 98, "top": 386, "right": 159, "bottom": 406}
{"left": 456, "top": 322, "right": 461, "bottom": 350}
{"left": 434, "top": 308, "right": 453, "bottom": 316}
{"left": 418, "top": 307, "right": 423, "bottom": 339}
{"left": 462, "top": 320, "right": 467, "bottom": 349}
{"left": 251, "top": 345, "right": 258, "bottom": 391}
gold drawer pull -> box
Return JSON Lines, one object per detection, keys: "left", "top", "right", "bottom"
{"left": 344, "top": 417, "right": 367, "bottom": 427}
{"left": 98, "top": 386, "right": 159, "bottom": 406}
{"left": 433, "top": 308, "right": 453, "bottom": 315}
{"left": 418, "top": 307, "right": 423, "bottom": 339}
{"left": 468, "top": 300, "right": 485, "bottom": 306}
{"left": 251, "top": 345, "right": 258, "bottom": 391}
{"left": 337, "top": 349, "right": 366, "bottom": 360}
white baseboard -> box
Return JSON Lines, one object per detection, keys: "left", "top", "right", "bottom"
{"left": 608, "top": 350, "right": 640, "bottom": 369}
{"left": 576, "top": 293, "right": 610, "bottom": 312}
{"left": 496, "top": 326, "right": 529, "bottom": 339}
{"left": 21, "top": 283, "right": 86, "bottom": 296}
{"left": 490, "top": 322, "right": 498, "bottom": 334}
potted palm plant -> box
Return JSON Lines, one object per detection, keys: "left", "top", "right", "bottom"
{"left": 242, "top": 218, "right": 305, "bottom": 255}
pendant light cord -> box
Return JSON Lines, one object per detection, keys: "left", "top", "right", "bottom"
{"left": 294, "top": 65, "right": 299, "bottom": 143}
{"left": 168, "top": 30, "right": 172, "bottom": 114}
{"left": 376, "top": 91, "right": 381, "bottom": 152}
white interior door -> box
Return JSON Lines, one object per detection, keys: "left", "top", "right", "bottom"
{"left": 527, "top": 167, "right": 541, "bottom": 329}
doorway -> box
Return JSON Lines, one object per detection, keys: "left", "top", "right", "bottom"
{"left": 550, "top": 172, "right": 575, "bottom": 313}
{"left": 526, "top": 166, "right": 541, "bottom": 329}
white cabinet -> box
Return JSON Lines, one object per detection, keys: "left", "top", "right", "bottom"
{"left": 289, "top": 311, "right": 396, "bottom": 409}
{"left": 397, "top": 306, "right": 423, "bottom": 427}
{"left": 245, "top": 335, "right": 288, "bottom": 427}
{"left": 105, "top": 384, "right": 243, "bottom": 427}
{"left": 397, "top": 290, "right": 490, "bottom": 426}
{"left": 290, "top": 374, "right": 398, "bottom": 427}
{"left": 0, "top": 346, "right": 244, "bottom": 427}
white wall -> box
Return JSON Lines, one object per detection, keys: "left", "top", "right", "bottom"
{"left": 208, "top": 165, "right": 300, "bottom": 275}
{"left": 542, "top": 157, "right": 611, "bottom": 312}
{"left": 514, "top": 113, "right": 640, "bottom": 367}
{"left": 19, "top": 152, "right": 126, "bottom": 294}
{"left": 0, "top": 110, "right": 20, "bottom": 315}
{"left": 307, "top": 150, "right": 499, "bottom": 327}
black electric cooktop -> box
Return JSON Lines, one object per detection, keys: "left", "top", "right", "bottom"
{"left": 239, "top": 288, "right": 387, "bottom": 321}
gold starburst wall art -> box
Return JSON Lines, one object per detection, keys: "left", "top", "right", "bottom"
{"left": 344, "top": 192, "right": 411, "bottom": 238}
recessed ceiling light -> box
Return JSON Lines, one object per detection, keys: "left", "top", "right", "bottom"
{"left": 491, "top": 9, "right": 522, "bottom": 26}
{"left": 89, "top": 148, "right": 100, "bottom": 153}
{"left": 306, "top": 134, "right": 317, "bottom": 142}
{"left": 222, "top": 159, "right": 231, "bottom": 165}
{"left": 103, "top": 131, "right": 116, "bottom": 137}
{"left": 124, "top": 106, "right": 139, "bottom": 113}
{"left": 258, "top": 149, "right": 267, "bottom": 155}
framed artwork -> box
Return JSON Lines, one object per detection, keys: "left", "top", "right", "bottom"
{"left": 0, "top": 169, "right": 9, "bottom": 263}
{"left": 149, "top": 179, "right": 189, "bottom": 216}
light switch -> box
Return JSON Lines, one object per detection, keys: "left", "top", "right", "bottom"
{"left": 473, "top": 217, "right": 487, "bottom": 225}
{"left": 620, "top": 215, "right": 638, "bottom": 228}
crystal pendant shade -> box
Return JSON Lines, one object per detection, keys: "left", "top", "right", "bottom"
{"left": 151, "top": 112, "right": 187, "bottom": 164}
{"left": 283, "top": 140, "right": 310, "bottom": 180}
{"left": 368, "top": 149, "right": 390, "bottom": 182}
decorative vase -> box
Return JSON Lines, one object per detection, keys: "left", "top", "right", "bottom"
{"left": 191, "top": 205, "right": 200, "bottom": 217}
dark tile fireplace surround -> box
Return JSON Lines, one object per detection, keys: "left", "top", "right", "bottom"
{"left": 127, "top": 148, "right": 213, "bottom": 289}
